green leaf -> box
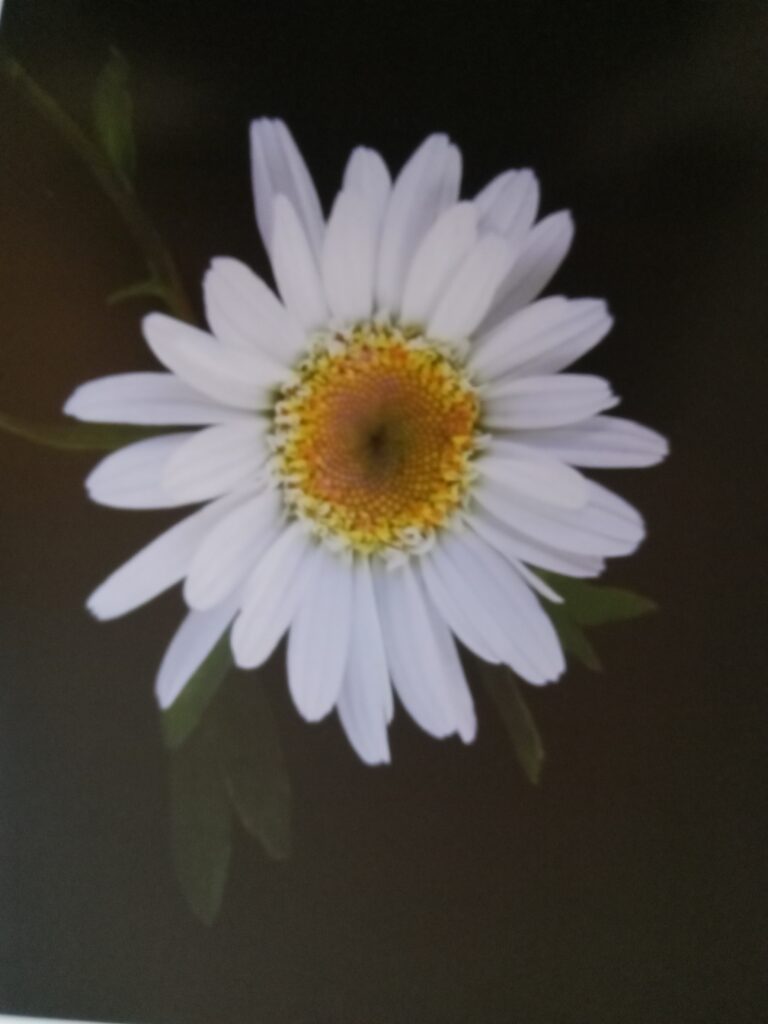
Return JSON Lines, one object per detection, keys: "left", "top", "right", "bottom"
{"left": 169, "top": 714, "right": 232, "bottom": 925}
{"left": 0, "top": 411, "right": 167, "bottom": 451}
{"left": 220, "top": 677, "right": 292, "bottom": 860}
{"left": 161, "top": 632, "right": 233, "bottom": 750}
{"left": 91, "top": 48, "right": 135, "bottom": 185}
{"left": 547, "top": 605, "right": 604, "bottom": 672}
{"left": 544, "top": 575, "right": 657, "bottom": 626}
{"left": 480, "top": 663, "right": 545, "bottom": 784}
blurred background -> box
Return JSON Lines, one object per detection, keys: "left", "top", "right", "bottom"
{"left": 1, "top": 1, "right": 766, "bottom": 1021}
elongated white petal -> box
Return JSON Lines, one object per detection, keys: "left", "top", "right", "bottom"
{"left": 470, "top": 297, "right": 611, "bottom": 380}
{"left": 342, "top": 146, "right": 391, "bottom": 229}
{"left": 375, "top": 134, "right": 461, "bottom": 316}
{"left": 427, "top": 234, "right": 514, "bottom": 343}
{"left": 64, "top": 373, "right": 238, "bottom": 426}
{"left": 203, "top": 257, "right": 305, "bottom": 360}
{"left": 321, "top": 190, "right": 376, "bottom": 323}
{"left": 87, "top": 492, "right": 242, "bottom": 620}
{"left": 399, "top": 202, "right": 478, "bottom": 326}
{"left": 374, "top": 561, "right": 471, "bottom": 739}
{"left": 467, "top": 507, "right": 605, "bottom": 578}
{"left": 231, "top": 522, "right": 313, "bottom": 669}
{"left": 475, "top": 169, "right": 539, "bottom": 246}
{"left": 483, "top": 374, "right": 619, "bottom": 429}
{"left": 512, "top": 560, "right": 563, "bottom": 603}
{"left": 337, "top": 559, "right": 393, "bottom": 765}
{"left": 250, "top": 118, "right": 324, "bottom": 260}
{"left": 419, "top": 552, "right": 500, "bottom": 664}
{"left": 475, "top": 477, "right": 645, "bottom": 558}
{"left": 479, "top": 440, "right": 588, "bottom": 509}
{"left": 143, "top": 313, "right": 283, "bottom": 409}
{"left": 483, "top": 210, "right": 574, "bottom": 329}
{"left": 271, "top": 195, "right": 328, "bottom": 330}
{"left": 287, "top": 545, "right": 353, "bottom": 721}
{"left": 155, "top": 593, "right": 240, "bottom": 709}
{"left": 163, "top": 419, "right": 268, "bottom": 503}
{"left": 512, "top": 415, "right": 669, "bottom": 468}
{"left": 86, "top": 433, "right": 193, "bottom": 509}
{"left": 435, "top": 530, "right": 565, "bottom": 684}
{"left": 184, "top": 487, "right": 283, "bottom": 610}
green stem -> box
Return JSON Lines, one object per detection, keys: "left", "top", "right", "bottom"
{"left": 1, "top": 51, "right": 196, "bottom": 324}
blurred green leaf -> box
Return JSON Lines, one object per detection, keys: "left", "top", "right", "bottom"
{"left": 547, "top": 605, "right": 604, "bottom": 672}
{"left": 543, "top": 575, "right": 657, "bottom": 626}
{"left": 107, "top": 276, "right": 170, "bottom": 307}
{"left": 480, "top": 663, "right": 545, "bottom": 784}
{"left": 0, "top": 411, "right": 165, "bottom": 451}
{"left": 162, "top": 632, "right": 233, "bottom": 750}
{"left": 169, "top": 714, "right": 232, "bottom": 925}
{"left": 91, "top": 48, "right": 135, "bottom": 185}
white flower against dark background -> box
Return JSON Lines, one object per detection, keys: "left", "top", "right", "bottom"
{"left": 65, "top": 120, "right": 667, "bottom": 764}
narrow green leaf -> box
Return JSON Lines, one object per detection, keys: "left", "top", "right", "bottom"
{"left": 544, "top": 574, "right": 657, "bottom": 626}
{"left": 548, "top": 605, "right": 604, "bottom": 672}
{"left": 480, "top": 664, "right": 545, "bottom": 784}
{"left": 162, "top": 632, "right": 233, "bottom": 750}
{"left": 0, "top": 411, "right": 166, "bottom": 451}
{"left": 107, "top": 277, "right": 169, "bottom": 307}
{"left": 169, "top": 715, "right": 232, "bottom": 925}
{"left": 91, "top": 48, "right": 135, "bottom": 185}
{"left": 220, "top": 678, "right": 292, "bottom": 860}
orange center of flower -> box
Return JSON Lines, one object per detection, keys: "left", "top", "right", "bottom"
{"left": 271, "top": 327, "right": 480, "bottom": 554}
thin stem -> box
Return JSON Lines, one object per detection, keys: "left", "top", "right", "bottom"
{"left": 1, "top": 51, "right": 196, "bottom": 323}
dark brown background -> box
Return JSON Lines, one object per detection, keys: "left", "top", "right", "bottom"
{"left": 1, "top": 1, "right": 767, "bottom": 1021}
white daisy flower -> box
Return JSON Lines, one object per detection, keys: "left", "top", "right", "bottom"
{"left": 65, "top": 120, "right": 668, "bottom": 765}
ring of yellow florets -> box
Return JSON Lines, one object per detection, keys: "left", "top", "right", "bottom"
{"left": 268, "top": 325, "right": 481, "bottom": 558}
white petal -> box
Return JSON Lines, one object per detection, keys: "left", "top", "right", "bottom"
{"left": 337, "top": 558, "right": 393, "bottom": 765}
{"left": 184, "top": 488, "right": 283, "bottom": 610}
{"left": 479, "top": 440, "right": 589, "bottom": 508}
{"left": 433, "top": 530, "right": 564, "bottom": 684}
{"left": 250, "top": 118, "right": 324, "bottom": 260}
{"left": 373, "top": 561, "right": 467, "bottom": 740}
{"left": 511, "top": 415, "right": 669, "bottom": 468}
{"left": 86, "top": 433, "right": 193, "bottom": 509}
{"left": 155, "top": 593, "right": 240, "bottom": 710}
{"left": 470, "top": 297, "right": 611, "bottom": 380}
{"left": 467, "top": 507, "right": 605, "bottom": 578}
{"left": 511, "top": 560, "right": 563, "bottom": 603}
{"left": 483, "top": 210, "right": 574, "bottom": 329}
{"left": 427, "top": 234, "right": 514, "bottom": 343}
{"left": 287, "top": 545, "right": 353, "bottom": 722}
{"left": 375, "top": 134, "right": 461, "bottom": 316}
{"left": 321, "top": 190, "right": 376, "bottom": 323}
{"left": 483, "top": 374, "right": 619, "bottom": 429}
{"left": 418, "top": 552, "right": 500, "bottom": 664}
{"left": 64, "top": 373, "right": 238, "bottom": 426}
{"left": 87, "top": 492, "right": 242, "bottom": 620}
{"left": 475, "top": 169, "right": 539, "bottom": 246}
{"left": 399, "top": 202, "right": 478, "bottom": 326}
{"left": 475, "top": 477, "right": 645, "bottom": 558}
{"left": 342, "top": 146, "right": 391, "bottom": 228}
{"left": 271, "top": 195, "right": 329, "bottom": 330}
{"left": 143, "top": 313, "right": 283, "bottom": 409}
{"left": 203, "top": 257, "right": 305, "bottom": 360}
{"left": 163, "top": 419, "right": 269, "bottom": 503}
{"left": 231, "top": 522, "right": 313, "bottom": 669}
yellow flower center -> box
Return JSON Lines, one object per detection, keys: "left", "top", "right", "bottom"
{"left": 270, "top": 326, "right": 480, "bottom": 556}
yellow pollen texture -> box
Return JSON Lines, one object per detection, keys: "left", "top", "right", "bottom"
{"left": 272, "top": 328, "right": 479, "bottom": 554}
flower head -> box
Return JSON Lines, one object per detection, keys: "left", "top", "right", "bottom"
{"left": 65, "top": 120, "right": 667, "bottom": 764}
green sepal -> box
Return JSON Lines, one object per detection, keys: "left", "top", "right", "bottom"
{"left": 0, "top": 411, "right": 168, "bottom": 452}
{"left": 547, "top": 604, "right": 604, "bottom": 672}
{"left": 107, "top": 277, "right": 170, "bottom": 307}
{"left": 543, "top": 574, "right": 657, "bottom": 626}
{"left": 168, "top": 711, "right": 232, "bottom": 926}
{"left": 161, "top": 632, "right": 233, "bottom": 750}
{"left": 480, "top": 662, "right": 545, "bottom": 785}
{"left": 220, "top": 678, "right": 292, "bottom": 861}
{"left": 91, "top": 47, "right": 136, "bottom": 186}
